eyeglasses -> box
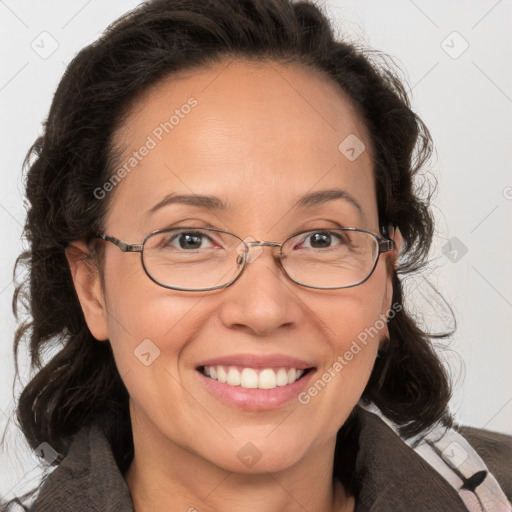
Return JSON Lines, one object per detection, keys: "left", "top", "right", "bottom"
{"left": 95, "top": 226, "right": 395, "bottom": 292}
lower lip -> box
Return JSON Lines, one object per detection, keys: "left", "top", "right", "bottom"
{"left": 197, "top": 369, "right": 316, "bottom": 410}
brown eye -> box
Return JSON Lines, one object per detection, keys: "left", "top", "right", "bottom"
{"left": 296, "top": 231, "right": 346, "bottom": 250}
{"left": 157, "top": 230, "right": 217, "bottom": 251}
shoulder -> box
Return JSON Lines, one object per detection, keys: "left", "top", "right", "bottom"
{"left": 352, "top": 403, "right": 512, "bottom": 510}
{"left": 13, "top": 423, "right": 133, "bottom": 512}
{"left": 456, "top": 424, "right": 512, "bottom": 501}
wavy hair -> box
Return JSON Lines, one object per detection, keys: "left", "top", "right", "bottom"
{"left": 7, "top": 0, "right": 452, "bottom": 489}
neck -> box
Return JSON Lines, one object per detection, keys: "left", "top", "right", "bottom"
{"left": 124, "top": 413, "right": 354, "bottom": 512}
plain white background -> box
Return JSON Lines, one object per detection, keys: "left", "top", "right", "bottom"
{"left": 1, "top": 0, "right": 511, "bottom": 500}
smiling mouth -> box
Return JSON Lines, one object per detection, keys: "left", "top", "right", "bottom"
{"left": 199, "top": 365, "right": 313, "bottom": 390}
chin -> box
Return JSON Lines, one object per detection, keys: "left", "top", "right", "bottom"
{"left": 196, "top": 433, "right": 314, "bottom": 475}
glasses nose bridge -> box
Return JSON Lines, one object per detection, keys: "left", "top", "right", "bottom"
{"left": 243, "top": 239, "right": 282, "bottom": 263}
{"left": 246, "top": 240, "right": 281, "bottom": 248}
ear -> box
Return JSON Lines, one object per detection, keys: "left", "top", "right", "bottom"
{"left": 379, "top": 226, "right": 404, "bottom": 342}
{"left": 389, "top": 226, "right": 403, "bottom": 271}
{"left": 65, "top": 241, "right": 109, "bottom": 341}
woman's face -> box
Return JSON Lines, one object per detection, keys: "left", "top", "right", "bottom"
{"left": 75, "top": 58, "right": 396, "bottom": 473}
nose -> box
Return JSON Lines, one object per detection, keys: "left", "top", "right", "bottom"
{"left": 218, "top": 243, "right": 301, "bottom": 336}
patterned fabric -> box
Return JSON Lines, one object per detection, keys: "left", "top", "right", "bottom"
{"left": 361, "top": 402, "right": 512, "bottom": 512}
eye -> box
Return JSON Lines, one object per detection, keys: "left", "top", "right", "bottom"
{"left": 163, "top": 230, "right": 219, "bottom": 250}
{"left": 296, "top": 230, "right": 347, "bottom": 250}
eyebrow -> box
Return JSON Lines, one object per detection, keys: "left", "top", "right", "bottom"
{"left": 146, "top": 188, "right": 363, "bottom": 217}
{"left": 292, "top": 188, "right": 363, "bottom": 217}
{"left": 146, "top": 194, "right": 229, "bottom": 215}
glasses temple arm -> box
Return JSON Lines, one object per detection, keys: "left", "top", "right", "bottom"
{"left": 96, "top": 233, "right": 143, "bottom": 252}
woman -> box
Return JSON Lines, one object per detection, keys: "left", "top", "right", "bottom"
{"left": 2, "top": 0, "right": 511, "bottom": 510}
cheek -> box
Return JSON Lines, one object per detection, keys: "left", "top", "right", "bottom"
{"left": 326, "top": 293, "right": 384, "bottom": 387}
{"left": 101, "top": 256, "right": 203, "bottom": 373}
{"left": 325, "top": 265, "right": 390, "bottom": 353}
{"left": 304, "top": 268, "right": 389, "bottom": 408}
{"left": 106, "top": 291, "right": 203, "bottom": 368}
{"left": 102, "top": 278, "right": 209, "bottom": 431}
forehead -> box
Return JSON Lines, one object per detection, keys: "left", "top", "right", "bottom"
{"left": 106, "top": 58, "right": 377, "bottom": 235}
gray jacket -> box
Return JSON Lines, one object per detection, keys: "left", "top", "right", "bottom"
{"left": 25, "top": 406, "right": 512, "bottom": 511}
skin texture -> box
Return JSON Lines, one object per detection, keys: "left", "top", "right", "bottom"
{"left": 66, "top": 58, "right": 401, "bottom": 512}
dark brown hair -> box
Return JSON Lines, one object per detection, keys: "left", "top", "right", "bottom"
{"left": 9, "top": 0, "right": 452, "bottom": 486}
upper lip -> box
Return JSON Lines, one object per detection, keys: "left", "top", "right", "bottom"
{"left": 197, "top": 354, "right": 315, "bottom": 370}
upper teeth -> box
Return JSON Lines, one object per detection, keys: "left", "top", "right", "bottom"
{"left": 203, "top": 366, "right": 305, "bottom": 390}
